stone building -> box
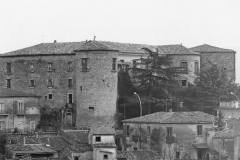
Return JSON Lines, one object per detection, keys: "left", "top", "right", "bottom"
{"left": 0, "top": 87, "right": 40, "bottom": 132}
{"left": 189, "top": 44, "right": 236, "bottom": 81}
{"left": 122, "top": 111, "right": 215, "bottom": 160}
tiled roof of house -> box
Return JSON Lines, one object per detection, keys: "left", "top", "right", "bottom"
{"left": 63, "top": 130, "right": 89, "bottom": 143}
{"left": 122, "top": 111, "right": 215, "bottom": 124}
{"left": 214, "top": 128, "right": 234, "bottom": 138}
{"left": 93, "top": 143, "right": 117, "bottom": 148}
{"left": 40, "top": 136, "right": 69, "bottom": 151}
{"left": 7, "top": 144, "right": 33, "bottom": 151}
{"left": 0, "top": 88, "right": 40, "bottom": 97}
{"left": 1, "top": 41, "right": 198, "bottom": 56}
{"left": 158, "top": 45, "right": 199, "bottom": 55}
{"left": 74, "top": 40, "right": 118, "bottom": 51}
{"left": 70, "top": 143, "right": 92, "bottom": 152}
{"left": 189, "top": 44, "right": 236, "bottom": 53}
{"left": 92, "top": 126, "right": 115, "bottom": 135}
{"left": 117, "top": 150, "right": 160, "bottom": 160}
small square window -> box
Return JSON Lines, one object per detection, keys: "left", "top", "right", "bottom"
{"left": 47, "top": 79, "right": 53, "bottom": 88}
{"left": 48, "top": 94, "right": 53, "bottom": 100}
{"left": 68, "top": 78, "right": 73, "bottom": 88}
{"left": 103, "top": 155, "right": 108, "bottom": 160}
{"left": 182, "top": 80, "right": 187, "bottom": 87}
{"left": 96, "top": 136, "right": 101, "bottom": 142}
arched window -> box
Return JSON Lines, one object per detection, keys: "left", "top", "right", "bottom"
{"left": 30, "top": 121, "right": 35, "bottom": 130}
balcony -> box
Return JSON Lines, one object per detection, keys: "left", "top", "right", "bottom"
{"left": 0, "top": 110, "right": 9, "bottom": 115}
{"left": 166, "top": 136, "right": 175, "bottom": 144}
{"left": 167, "top": 67, "right": 188, "bottom": 74}
{"left": 16, "top": 110, "right": 25, "bottom": 116}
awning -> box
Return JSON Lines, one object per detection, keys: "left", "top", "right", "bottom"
{"left": 192, "top": 143, "right": 210, "bottom": 149}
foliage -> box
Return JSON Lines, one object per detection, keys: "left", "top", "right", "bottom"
{"left": 213, "top": 110, "right": 226, "bottom": 131}
{"left": 0, "top": 134, "right": 7, "bottom": 154}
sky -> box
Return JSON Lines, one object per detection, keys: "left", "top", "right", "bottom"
{"left": 1, "top": 0, "right": 240, "bottom": 81}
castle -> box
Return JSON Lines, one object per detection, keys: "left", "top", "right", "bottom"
{"left": 0, "top": 40, "right": 236, "bottom": 130}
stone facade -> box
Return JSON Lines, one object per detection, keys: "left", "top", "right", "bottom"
{"left": 0, "top": 88, "right": 40, "bottom": 132}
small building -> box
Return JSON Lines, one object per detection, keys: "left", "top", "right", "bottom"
{"left": 0, "top": 87, "right": 41, "bottom": 132}
{"left": 122, "top": 111, "right": 215, "bottom": 160}
{"left": 90, "top": 126, "right": 117, "bottom": 160}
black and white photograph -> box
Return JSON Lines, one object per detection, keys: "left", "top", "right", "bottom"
{"left": 0, "top": 0, "right": 240, "bottom": 160}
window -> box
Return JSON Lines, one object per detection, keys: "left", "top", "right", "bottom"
{"left": 74, "top": 157, "right": 79, "bottom": 160}
{"left": 47, "top": 79, "right": 53, "bottom": 88}
{"left": 30, "top": 63, "right": 34, "bottom": 70}
{"left": 48, "top": 93, "right": 53, "bottom": 100}
{"left": 30, "top": 79, "right": 35, "bottom": 88}
{"left": 133, "top": 60, "right": 136, "bottom": 68}
{"left": 68, "top": 78, "right": 73, "bottom": 88}
{"left": 82, "top": 58, "right": 88, "bottom": 71}
{"left": 68, "top": 93, "right": 73, "bottom": 104}
{"left": 176, "top": 151, "right": 180, "bottom": 159}
{"left": 181, "top": 80, "right": 187, "bottom": 87}
{"left": 47, "top": 62, "right": 53, "bottom": 71}
{"left": 147, "top": 126, "right": 151, "bottom": 136}
{"left": 197, "top": 125, "right": 203, "bottom": 136}
{"left": 6, "top": 63, "right": 11, "bottom": 74}
{"left": 180, "top": 62, "right": 188, "bottom": 73}
{"left": 112, "top": 58, "right": 117, "bottom": 71}
{"left": 0, "top": 103, "right": 5, "bottom": 112}
{"left": 194, "top": 61, "right": 199, "bottom": 74}
{"left": 126, "top": 125, "right": 130, "bottom": 136}
{"left": 166, "top": 127, "right": 172, "bottom": 137}
{"left": 68, "top": 62, "right": 73, "bottom": 72}
{"left": 103, "top": 155, "right": 108, "bottom": 160}
{"left": 96, "top": 136, "right": 101, "bottom": 142}
{"left": 30, "top": 121, "right": 35, "bottom": 130}
{"left": 6, "top": 79, "right": 11, "bottom": 88}
{"left": 0, "top": 121, "right": 6, "bottom": 130}
{"left": 17, "top": 101, "right": 24, "bottom": 115}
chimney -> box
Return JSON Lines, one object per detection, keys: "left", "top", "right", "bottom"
{"left": 54, "top": 40, "right": 57, "bottom": 43}
{"left": 169, "top": 109, "right": 172, "bottom": 112}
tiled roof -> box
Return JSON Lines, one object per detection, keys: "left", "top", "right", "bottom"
{"left": 7, "top": 144, "right": 33, "bottom": 151}
{"left": 93, "top": 143, "right": 117, "bottom": 148}
{"left": 70, "top": 143, "right": 92, "bottom": 152}
{"left": 189, "top": 44, "right": 236, "bottom": 53}
{"left": 0, "top": 87, "right": 40, "bottom": 97}
{"left": 157, "top": 45, "right": 199, "bottom": 55}
{"left": 214, "top": 128, "right": 234, "bottom": 138}
{"left": 122, "top": 111, "right": 215, "bottom": 124}
{"left": 63, "top": 130, "right": 89, "bottom": 143}
{"left": 74, "top": 40, "right": 118, "bottom": 51}
{"left": 117, "top": 150, "right": 160, "bottom": 160}
{"left": 92, "top": 126, "right": 115, "bottom": 135}
{"left": 40, "top": 136, "right": 69, "bottom": 151}
{"left": 1, "top": 41, "right": 198, "bottom": 56}
{"left": 192, "top": 143, "right": 210, "bottom": 149}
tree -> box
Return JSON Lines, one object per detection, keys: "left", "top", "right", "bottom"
{"left": 0, "top": 134, "right": 7, "bottom": 154}
{"left": 126, "top": 47, "right": 180, "bottom": 114}
{"left": 213, "top": 110, "right": 226, "bottom": 131}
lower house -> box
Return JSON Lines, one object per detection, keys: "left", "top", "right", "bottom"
{"left": 216, "top": 98, "right": 240, "bottom": 120}
{"left": 211, "top": 118, "right": 240, "bottom": 160}
{"left": 122, "top": 111, "right": 215, "bottom": 160}
{"left": 5, "top": 144, "right": 58, "bottom": 159}
{"left": 0, "top": 88, "right": 41, "bottom": 132}
{"left": 116, "top": 150, "right": 160, "bottom": 160}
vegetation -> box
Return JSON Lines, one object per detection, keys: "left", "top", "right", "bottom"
{"left": 0, "top": 134, "right": 7, "bottom": 154}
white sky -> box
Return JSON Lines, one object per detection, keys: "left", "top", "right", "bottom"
{"left": 1, "top": 0, "right": 240, "bottom": 82}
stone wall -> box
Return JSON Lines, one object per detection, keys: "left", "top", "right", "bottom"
{"left": 75, "top": 50, "right": 118, "bottom": 128}
{"left": 200, "top": 52, "right": 235, "bottom": 80}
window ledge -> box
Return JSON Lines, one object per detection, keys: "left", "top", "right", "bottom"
{"left": 47, "top": 70, "right": 53, "bottom": 72}
{"left": 29, "top": 86, "right": 35, "bottom": 89}
{"left": 47, "top": 86, "right": 53, "bottom": 89}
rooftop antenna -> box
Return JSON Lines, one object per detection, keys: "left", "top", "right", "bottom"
{"left": 93, "top": 35, "right": 96, "bottom": 41}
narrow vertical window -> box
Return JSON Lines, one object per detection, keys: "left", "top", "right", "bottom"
{"left": 133, "top": 60, "right": 136, "bottom": 68}
{"left": 147, "top": 126, "right": 151, "bottom": 136}
{"left": 167, "top": 127, "right": 173, "bottom": 137}
{"left": 17, "top": 101, "right": 24, "bottom": 115}
{"left": 126, "top": 125, "right": 130, "bottom": 136}
{"left": 181, "top": 80, "right": 187, "bottom": 87}
{"left": 6, "top": 63, "right": 11, "bottom": 74}
{"left": 197, "top": 125, "right": 202, "bottom": 135}
{"left": 68, "top": 62, "right": 73, "bottom": 72}
{"left": 195, "top": 61, "right": 199, "bottom": 74}
{"left": 103, "top": 155, "right": 108, "bottom": 160}
{"left": 48, "top": 93, "right": 53, "bottom": 100}
{"left": 30, "top": 79, "right": 35, "bottom": 88}
{"left": 68, "top": 78, "right": 73, "bottom": 88}
{"left": 47, "top": 62, "right": 53, "bottom": 71}
{"left": 112, "top": 58, "right": 116, "bottom": 71}
{"left": 6, "top": 79, "right": 11, "bottom": 88}
{"left": 82, "top": 58, "right": 88, "bottom": 71}
{"left": 0, "top": 103, "right": 5, "bottom": 113}
{"left": 68, "top": 93, "right": 73, "bottom": 104}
